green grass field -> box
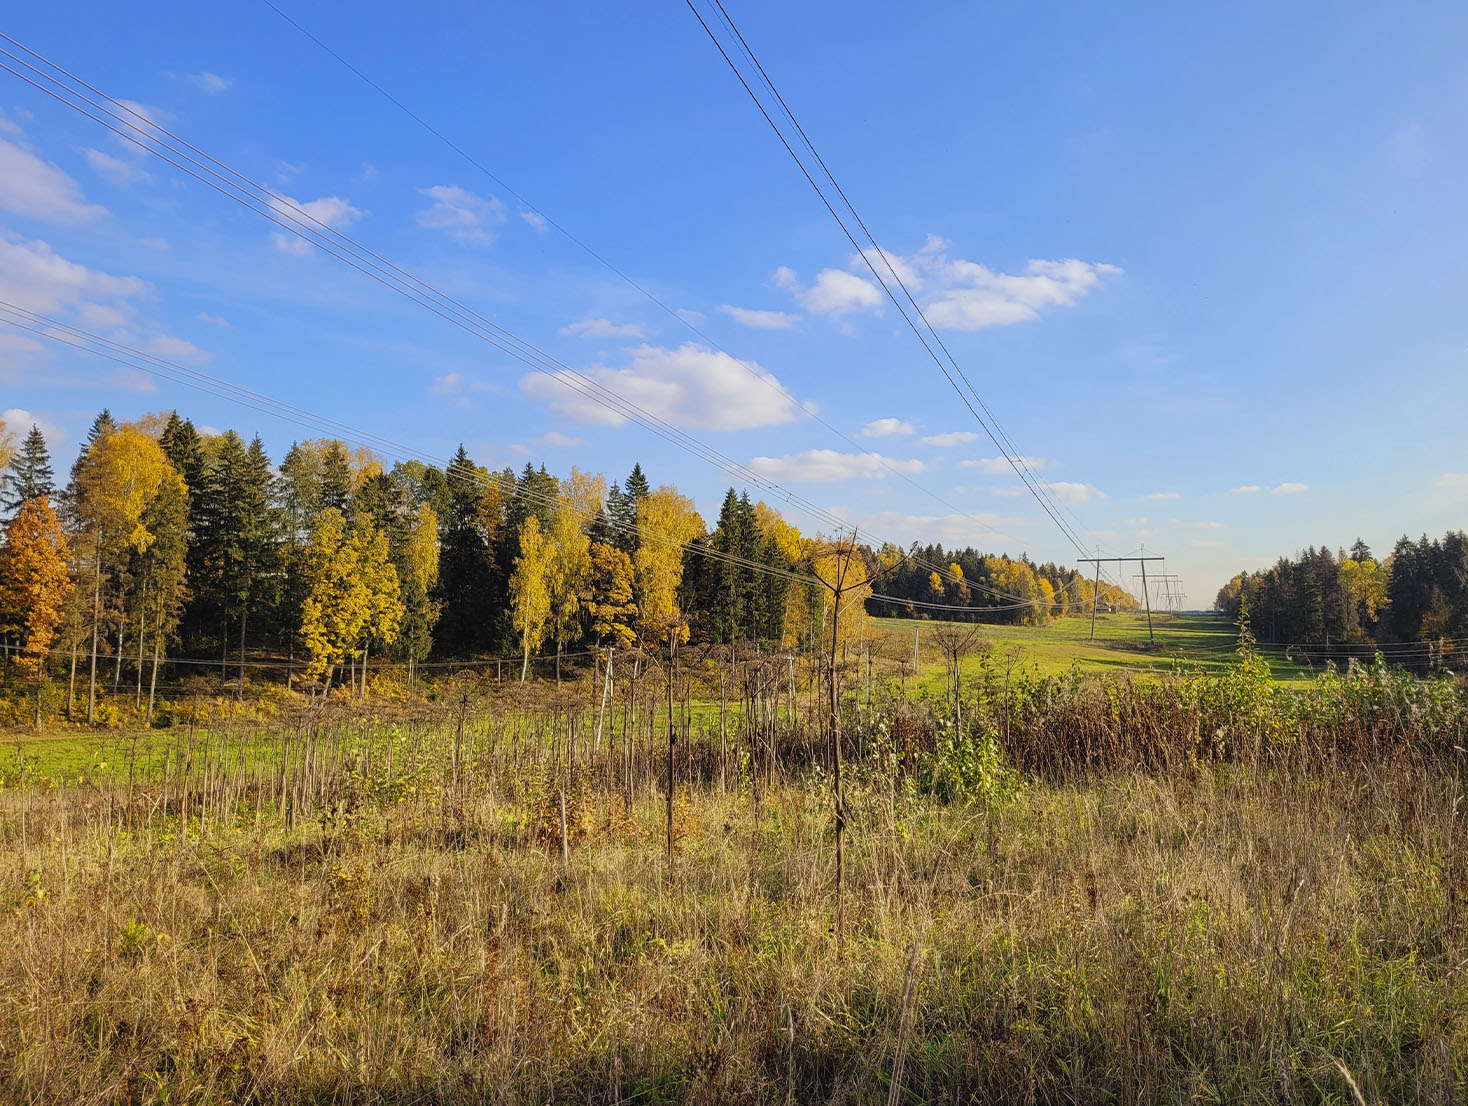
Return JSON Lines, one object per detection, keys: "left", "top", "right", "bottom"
{"left": 0, "top": 611, "right": 1335, "bottom": 784}
{"left": 871, "top": 609, "right": 1318, "bottom": 690}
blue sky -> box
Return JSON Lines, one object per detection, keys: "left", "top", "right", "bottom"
{"left": 2, "top": 0, "right": 1467, "bottom": 601}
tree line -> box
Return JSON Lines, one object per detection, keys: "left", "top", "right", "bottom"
{"left": 0, "top": 408, "right": 1121, "bottom": 721}
{"left": 1214, "top": 533, "right": 1468, "bottom": 669}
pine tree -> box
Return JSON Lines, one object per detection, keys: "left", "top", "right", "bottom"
{"left": 5, "top": 425, "right": 55, "bottom": 516}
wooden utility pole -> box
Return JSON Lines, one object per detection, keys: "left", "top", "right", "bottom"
{"left": 1089, "top": 554, "right": 1101, "bottom": 641}
{"left": 1078, "top": 555, "right": 1166, "bottom": 643}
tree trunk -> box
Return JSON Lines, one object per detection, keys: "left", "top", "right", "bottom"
{"left": 112, "top": 621, "right": 125, "bottom": 696}
{"left": 665, "top": 639, "right": 676, "bottom": 875}
{"left": 88, "top": 531, "right": 102, "bottom": 726}
{"left": 360, "top": 641, "right": 369, "bottom": 699}
{"left": 521, "top": 639, "right": 530, "bottom": 682}
{"left": 147, "top": 612, "right": 162, "bottom": 727}
{"left": 67, "top": 641, "right": 78, "bottom": 721}
{"left": 135, "top": 583, "right": 147, "bottom": 708}
{"left": 238, "top": 602, "right": 248, "bottom": 701}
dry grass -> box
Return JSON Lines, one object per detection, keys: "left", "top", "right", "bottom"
{"left": 1, "top": 724, "right": 1464, "bottom": 1103}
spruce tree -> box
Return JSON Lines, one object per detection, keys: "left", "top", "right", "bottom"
{"left": 434, "top": 446, "right": 496, "bottom": 655}
{"left": 624, "top": 463, "right": 650, "bottom": 502}
{"left": 5, "top": 425, "right": 55, "bottom": 514}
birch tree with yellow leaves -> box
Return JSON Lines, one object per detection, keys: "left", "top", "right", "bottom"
{"left": 511, "top": 514, "right": 554, "bottom": 680}
{"left": 68, "top": 424, "right": 171, "bottom": 724}
{"left": 633, "top": 487, "right": 704, "bottom": 645}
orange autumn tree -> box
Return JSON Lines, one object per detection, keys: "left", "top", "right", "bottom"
{"left": 1, "top": 497, "right": 71, "bottom": 727}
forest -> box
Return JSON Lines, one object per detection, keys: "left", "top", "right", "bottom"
{"left": 0, "top": 409, "right": 1134, "bottom": 724}
{"left": 1214, "top": 533, "right": 1468, "bottom": 669}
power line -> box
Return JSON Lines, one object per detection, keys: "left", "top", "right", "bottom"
{"left": 0, "top": 31, "right": 1102, "bottom": 613}
{"left": 685, "top": 0, "right": 1098, "bottom": 561}
{"left": 0, "top": 32, "right": 1025, "bottom": 591}
{"left": 255, "top": 0, "right": 1026, "bottom": 552}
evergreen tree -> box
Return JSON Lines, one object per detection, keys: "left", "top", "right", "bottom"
{"left": 433, "top": 446, "right": 497, "bottom": 655}
{"left": 604, "top": 480, "right": 638, "bottom": 554}
{"left": 624, "top": 463, "right": 650, "bottom": 502}
{"left": 318, "top": 440, "right": 353, "bottom": 513}
{"left": 4, "top": 425, "right": 55, "bottom": 516}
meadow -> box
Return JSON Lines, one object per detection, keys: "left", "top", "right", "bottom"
{"left": 1, "top": 623, "right": 1465, "bottom": 1102}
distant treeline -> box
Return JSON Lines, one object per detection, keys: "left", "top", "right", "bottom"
{"left": 1215, "top": 533, "right": 1468, "bottom": 669}
{"left": 0, "top": 407, "right": 1139, "bottom": 718}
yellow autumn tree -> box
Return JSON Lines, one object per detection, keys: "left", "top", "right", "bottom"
{"left": 299, "top": 509, "right": 366, "bottom": 691}
{"left": 1, "top": 497, "right": 71, "bottom": 727}
{"left": 548, "top": 468, "right": 602, "bottom": 667}
{"left": 70, "top": 424, "right": 170, "bottom": 724}
{"left": 1339, "top": 557, "right": 1390, "bottom": 623}
{"left": 588, "top": 541, "right": 638, "bottom": 649}
{"left": 511, "top": 514, "right": 554, "bottom": 680}
{"left": 398, "top": 503, "right": 441, "bottom": 684}
{"left": 754, "top": 501, "right": 810, "bottom": 647}
{"left": 633, "top": 486, "right": 704, "bottom": 645}
{"left": 355, "top": 521, "right": 403, "bottom": 696}
{"left": 811, "top": 541, "right": 872, "bottom": 652}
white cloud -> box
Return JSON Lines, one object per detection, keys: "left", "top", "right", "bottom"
{"left": 1228, "top": 484, "right": 1262, "bottom": 494}
{"left": 81, "top": 147, "right": 151, "bottom": 186}
{"left": 165, "top": 71, "right": 234, "bottom": 94}
{"left": 675, "top": 308, "right": 706, "bottom": 326}
{"left": 0, "top": 233, "right": 147, "bottom": 317}
{"left": 919, "top": 430, "right": 979, "bottom": 447}
{"left": 1145, "top": 491, "right": 1181, "bottom": 501}
{"left": 990, "top": 485, "right": 1025, "bottom": 497}
{"left": 0, "top": 137, "right": 107, "bottom": 224}
{"left": 718, "top": 304, "right": 800, "bottom": 330}
{"left": 415, "top": 184, "right": 504, "bottom": 246}
{"left": 959, "top": 455, "right": 1049, "bottom": 474}
{"left": 834, "top": 506, "right": 1020, "bottom": 547}
{"left": 923, "top": 256, "right": 1121, "bottom": 331}
{"left": 521, "top": 342, "right": 799, "bottom": 431}
{"left": 1438, "top": 473, "right": 1468, "bottom": 489}
{"left": 111, "top": 100, "right": 164, "bottom": 155}
{"left": 195, "top": 313, "right": 230, "bottom": 327}
{"left": 1042, "top": 480, "right": 1101, "bottom": 506}
{"left": 560, "top": 317, "right": 647, "bottom": 340}
{"left": 777, "top": 240, "right": 1120, "bottom": 331}
{"left": 1271, "top": 482, "right": 1308, "bottom": 495}
{"left": 1, "top": 407, "right": 65, "bottom": 447}
{"left": 746, "top": 449, "right": 924, "bottom": 483}
{"left": 269, "top": 193, "right": 363, "bottom": 253}
{"left": 0, "top": 110, "right": 20, "bottom": 137}
{"left": 1123, "top": 517, "right": 1148, "bottom": 526}
{"left": 533, "top": 431, "right": 584, "bottom": 448}
{"left": 0, "top": 333, "right": 45, "bottom": 365}
{"left": 773, "top": 265, "right": 883, "bottom": 317}
{"left": 145, "top": 334, "right": 210, "bottom": 363}
{"left": 519, "top": 210, "right": 548, "bottom": 232}
{"left": 859, "top": 417, "right": 916, "bottom": 438}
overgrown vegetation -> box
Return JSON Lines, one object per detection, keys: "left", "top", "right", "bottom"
{"left": 1, "top": 647, "right": 1464, "bottom": 1102}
